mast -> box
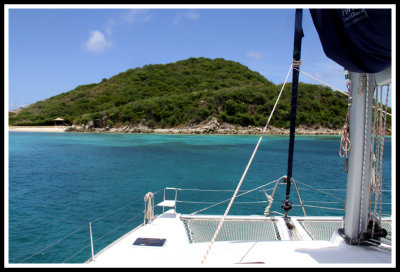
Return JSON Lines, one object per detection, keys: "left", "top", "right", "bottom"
{"left": 282, "top": 8, "right": 304, "bottom": 216}
{"left": 340, "top": 66, "right": 391, "bottom": 244}
{"left": 341, "top": 72, "right": 375, "bottom": 243}
{"left": 309, "top": 8, "right": 391, "bottom": 244}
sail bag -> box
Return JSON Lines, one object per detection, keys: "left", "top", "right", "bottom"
{"left": 309, "top": 9, "right": 391, "bottom": 74}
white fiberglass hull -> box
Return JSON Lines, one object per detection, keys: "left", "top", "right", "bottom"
{"left": 86, "top": 209, "right": 391, "bottom": 267}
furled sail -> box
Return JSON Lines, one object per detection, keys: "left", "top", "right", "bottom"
{"left": 309, "top": 9, "right": 391, "bottom": 74}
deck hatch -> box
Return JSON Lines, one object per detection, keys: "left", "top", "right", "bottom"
{"left": 133, "top": 237, "right": 166, "bottom": 247}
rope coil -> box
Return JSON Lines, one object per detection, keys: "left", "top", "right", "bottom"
{"left": 292, "top": 59, "right": 302, "bottom": 69}
{"left": 339, "top": 70, "right": 352, "bottom": 159}
{"left": 144, "top": 192, "right": 154, "bottom": 224}
{"left": 339, "top": 111, "right": 351, "bottom": 158}
{"left": 263, "top": 192, "right": 274, "bottom": 216}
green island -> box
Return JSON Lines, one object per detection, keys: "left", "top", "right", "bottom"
{"left": 8, "top": 57, "right": 391, "bottom": 134}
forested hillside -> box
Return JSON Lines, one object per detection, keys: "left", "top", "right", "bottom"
{"left": 10, "top": 57, "right": 387, "bottom": 129}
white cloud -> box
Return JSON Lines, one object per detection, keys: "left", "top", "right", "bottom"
{"left": 246, "top": 50, "right": 264, "bottom": 60}
{"left": 120, "top": 9, "right": 151, "bottom": 25}
{"left": 184, "top": 10, "right": 200, "bottom": 21}
{"left": 173, "top": 10, "right": 200, "bottom": 25}
{"left": 82, "top": 30, "right": 112, "bottom": 54}
{"left": 105, "top": 18, "right": 117, "bottom": 35}
{"left": 82, "top": 10, "right": 151, "bottom": 54}
{"left": 103, "top": 10, "right": 149, "bottom": 35}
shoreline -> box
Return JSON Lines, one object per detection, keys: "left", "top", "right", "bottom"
{"left": 8, "top": 125, "right": 343, "bottom": 135}
{"left": 9, "top": 126, "right": 68, "bottom": 133}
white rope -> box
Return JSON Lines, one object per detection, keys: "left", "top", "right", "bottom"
{"left": 370, "top": 86, "right": 380, "bottom": 236}
{"left": 263, "top": 64, "right": 294, "bottom": 131}
{"left": 339, "top": 111, "right": 351, "bottom": 158}
{"left": 295, "top": 66, "right": 392, "bottom": 117}
{"left": 340, "top": 71, "right": 352, "bottom": 158}
{"left": 144, "top": 192, "right": 154, "bottom": 224}
{"left": 292, "top": 59, "right": 302, "bottom": 69}
{"left": 200, "top": 64, "right": 293, "bottom": 264}
{"left": 263, "top": 192, "right": 274, "bottom": 216}
{"left": 263, "top": 177, "right": 282, "bottom": 216}
{"left": 190, "top": 178, "right": 281, "bottom": 216}
{"left": 371, "top": 87, "right": 379, "bottom": 193}
{"left": 293, "top": 66, "right": 347, "bottom": 95}
{"left": 370, "top": 84, "right": 390, "bottom": 236}
{"left": 359, "top": 73, "right": 369, "bottom": 239}
{"left": 378, "top": 85, "right": 390, "bottom": 221}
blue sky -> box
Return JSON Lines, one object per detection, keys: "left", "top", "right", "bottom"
{"left": 6, "top": 5, "right": 393, "bottom": 111}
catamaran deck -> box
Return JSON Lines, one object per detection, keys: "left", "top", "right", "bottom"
{"left": 86, "top": 209, "right": 392, "bottom": 267}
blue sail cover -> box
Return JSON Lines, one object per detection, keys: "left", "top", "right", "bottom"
{"left": 309, "top": 9, "right": 391, "bottom": 73}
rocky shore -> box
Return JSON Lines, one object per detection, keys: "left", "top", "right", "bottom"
{"left": 64, "top": 117, "right": 342, "bottom": 135}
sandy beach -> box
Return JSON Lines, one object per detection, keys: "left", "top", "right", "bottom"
{"left": 8, "top": 123, "right": 343, "bottom": 135}
{"left": 8, "top": 126, "right": 70, "bottom": 133}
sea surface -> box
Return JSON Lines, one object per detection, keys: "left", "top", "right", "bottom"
{"left": 7, "top": 132, "right": 392, "bottom": 264}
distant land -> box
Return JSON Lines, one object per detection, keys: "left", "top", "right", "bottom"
{"left": 8, "top": 57, "right": 391, "bottom": 134}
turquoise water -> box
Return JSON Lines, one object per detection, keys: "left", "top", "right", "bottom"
{"left": 8, "top": 132, "right": 392, "bottom": 263}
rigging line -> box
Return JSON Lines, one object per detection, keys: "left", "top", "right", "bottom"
{"left": 198, "top": 178, "right": 283, "bottom": 260}
{"left": 292, "top": 204, "right": 345, "bottom": 211}
{"left": 63, "top": 244, "right": 91, "bottom": 263}
{"left": 292, "top": 178, "right": 346, "bottom": 203}
{"left": 191, "top": 177, "right": 283, "bottom": 215}
{"left": 370, "top": 85, "right": 380, "bottom": 237}
{"left": 294, "top": 66, "right": 392, "bottom": 117}
{"left": 66, "top": 212, "right": 144, "bottom": 263}
{"left": 91, "top": 189, "right": 162, "bottom": 224}
{"left": 373, "top": 104, "right": 391, "bottom": 116}
{"left": 18, "top": 223, "right": 88, "bottom": 263}
{"left": 378, "top": 85, "right": 390, "bottom": 222}
{"left": 292, "top": 178, "right": 307, "bottom": 216}
{"left": 93, "top": 213, "right": 142, "bottom": 245}
{"left": 297, "top": 188, "right": 346, "bottom": 191}
{"left": 177, "top": 200, "right": 268, "bottom": 204}
{"left": 263, "top": 174, "right": 282, "bottom": 216}
{"left": 302, "top": 201, "right": 344, "bottom": 204}
{"left": 264, "top": 64, "right": 294, "bottom": 130}
{"left": 359, "top": 74, "right": 370, "bottom": 240}
{"left": 200, "top": 63, "right": 294, "bottom": 265}
{"left": 293, "top": 66, "right": 347, "bottom": 95}
{"left": 176, "top": 188, "right": 250, "bottom": 192}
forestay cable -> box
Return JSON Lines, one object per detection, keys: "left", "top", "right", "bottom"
{"left": 200, "top": 63, "right": 293, "bottom": 264}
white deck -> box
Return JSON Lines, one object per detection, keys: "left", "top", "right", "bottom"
{"left": 86, "top": 209, "right": 392, "bottom": 267}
